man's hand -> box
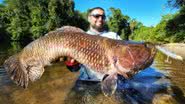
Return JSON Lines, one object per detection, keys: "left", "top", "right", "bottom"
{"left": 64, "top": 57, "right": 80, "bottom": 72}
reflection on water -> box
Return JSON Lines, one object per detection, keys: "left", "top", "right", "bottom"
{"left": 154, "top": 52, "right": 185, "bottom": 104}
{"left": 0, "top": 42, "right": 185, "bottom": 104}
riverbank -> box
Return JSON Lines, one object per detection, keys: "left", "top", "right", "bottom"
{"left": 160, "top": 43, "right": 185, "bottom": 60}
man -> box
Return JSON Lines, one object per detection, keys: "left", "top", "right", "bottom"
{"left": 65, "top": 7, "right": 121, "bottom": 82}
{"left": 86, "top": 7, "right": 121, "bottom": 39}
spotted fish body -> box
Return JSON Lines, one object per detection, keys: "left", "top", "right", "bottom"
{"left": 4, "top": 26, "right": 156, "bottom": 96}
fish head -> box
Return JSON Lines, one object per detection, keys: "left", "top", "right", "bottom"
{"left": 112, "top": 42, "right": 157, "bottom": 78}
{"left": 101, "top": 42, "right": 156, "bottom": 96}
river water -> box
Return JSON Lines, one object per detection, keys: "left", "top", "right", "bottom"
{"left": 0, "top": 42, "right": 184, "bottom": 104}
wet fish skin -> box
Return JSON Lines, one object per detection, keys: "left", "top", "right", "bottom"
{"left": 3, "top": 27, "right": 108, "bottom": 88}
{"left": 3, "top": 26, "right": 156, "bottom": 96}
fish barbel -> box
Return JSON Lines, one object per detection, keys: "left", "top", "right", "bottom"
{"left": 4, "top": 26, "right": 156, "bottom": 96}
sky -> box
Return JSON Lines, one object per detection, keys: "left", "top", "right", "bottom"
{"left": 0, "top": 0, "right": 178, "bottom": 27}
{"left": 74, "top": 0, "right": 178, "bottom": 26}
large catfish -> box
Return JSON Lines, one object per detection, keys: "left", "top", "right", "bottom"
{"left": 4, "top": 26, "right": 156, "bottom": 96}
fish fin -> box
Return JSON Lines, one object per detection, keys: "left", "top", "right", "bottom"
{"left": 4, "top": 54, "right": 29, "bottom": 88}
{"left": 101, "top": 73, "right": 118, "bottom": 96}
{"left": 27, "top": 62, "right": 45, "bottom": 83}
{"left": 22, "top": 57, "right": 45, "bottom": 83}
{"left": 4, "top": 54, "right": 45, "bottom": 88}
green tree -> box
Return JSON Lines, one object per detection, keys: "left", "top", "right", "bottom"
{"left": 167, "top": 0, "right": 185, "bottom": 43}
{"left": 0, "top": 3, "right": 9, "bottom": 41}
{"left": 29, "top": 0, "right": 49, "bottom": 39}
{"left": 69, "top": 11, "right": 89, "bottom": 31}
{"left": 107, "top": 7, "right": 130, "bottom": 40}
{"left": 132, "top": 26, "right": 154, "bottom": 42}
{"left": 167, "top": 0, "right": 185, "bottom": 8}
{"left": 129, "top": 19, "right": 137, "bottom": 34}
{"left": 132, "top": 13, "right": 176, "bottom": 43}
{"left": 129, "top": 19, "right": 143, "bottom": 38}
{"left": 47, "top": 0, "right": 88, "bottom": 31}
{"left": 6, "top": 0, "right": 31, "bottom": 41}
{"left": 47, "top": 0, "right": 60, "bottom": 31}
{"left": 166, "top": 7, "right": 185, "bottom": 42}
{"left": 59, "top": 0, "right": 75, "bottom": 26}
{"left": 1, "top": 0, "right": 89, "bottom": 42}
{"left": 153, "top": 21, "right": 168, "bottom": 42}
{"left": 47, "top": 0, "right": 73, "bottom": 31}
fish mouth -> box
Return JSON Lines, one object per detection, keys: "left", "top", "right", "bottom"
{"left": 141, "top": 43, "right": 157, "bottom": 69}
{"left": 148, "top": 43, "right": 157, "bottom": 60}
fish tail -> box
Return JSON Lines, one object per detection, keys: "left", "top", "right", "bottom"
{"left": 3, "top": 54, "right": 29, "bottom": 88}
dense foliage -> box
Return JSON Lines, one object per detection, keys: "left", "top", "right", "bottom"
{"left": 107, "top": 7, "right": 131, "bottom": 40}
{"left": 0, "top": 0, "right": 184, "bottom": 43}
{"left": 131, "top": 1, "right": 185, "bottom": 43}
{"left": 167, "top": 0, "right": 185, "bottom": 8}
{"left": 0, "top": 0, "right": 88, "bottom": 41}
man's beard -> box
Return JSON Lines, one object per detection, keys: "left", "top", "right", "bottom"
{"left": 91, "top": 24, "right": 104, "bottom": 32}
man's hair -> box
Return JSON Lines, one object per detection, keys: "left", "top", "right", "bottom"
{"left": 87, "top": 7, "right": 105, "bottom": 16}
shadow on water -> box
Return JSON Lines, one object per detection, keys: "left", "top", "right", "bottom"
{"left": 154, "top": 51, "right": 185, "bottom": 104}
{"left": 116, "top": 67, "right": 170, "bottom": 104}
{"left": 171, "top": 85, "right": 185, "bottom": 103}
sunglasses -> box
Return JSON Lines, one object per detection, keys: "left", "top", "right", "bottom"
{"left": 90, "top": 14, "right": 106, "bottom": 20}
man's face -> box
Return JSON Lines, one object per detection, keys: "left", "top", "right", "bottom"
{"left": 88, "top": 9, "right": 106, "bottom": 31}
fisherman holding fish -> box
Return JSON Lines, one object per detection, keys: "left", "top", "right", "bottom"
{"left": 3, "top": 5, "right": 156, "bottom": 96}
{"left": 65, "top": 7, "right": 121, "bottom": 82}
